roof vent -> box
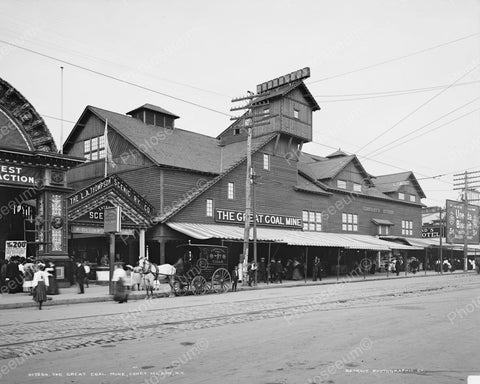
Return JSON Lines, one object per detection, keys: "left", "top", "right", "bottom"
{"left": 127, "top": 104, "right": 179, "bottom": 128}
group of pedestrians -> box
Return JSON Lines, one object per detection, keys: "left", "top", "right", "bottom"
{"left": 0, "top": 257, "right": 59, "bottom": 308}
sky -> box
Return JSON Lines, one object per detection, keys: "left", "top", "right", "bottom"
{"left": 0, "top": 0, "right": 479, "bottom": 207}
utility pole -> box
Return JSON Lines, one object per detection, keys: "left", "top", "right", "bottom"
{"left": 230, "top": 93, "right": 270, "bottom": 283}
{"left": 453, "top": 170, "right": 480, "bottom": 272}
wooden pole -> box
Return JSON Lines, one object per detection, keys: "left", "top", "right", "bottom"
{"left": 109, "top": 233, "right": 115, "bottom": 295}
{"left": 304, "top": 247, "right": 308, "bottom": 284}
{"left": 336, "top": 249, "right": 340, "bottom": 282}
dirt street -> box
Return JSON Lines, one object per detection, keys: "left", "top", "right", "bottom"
{"left": 1, "top": 273, "right": 479, "bottom": 384}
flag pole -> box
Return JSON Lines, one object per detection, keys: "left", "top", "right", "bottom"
{"left": 104, "top": 118, "right": 108, "bottom": 178}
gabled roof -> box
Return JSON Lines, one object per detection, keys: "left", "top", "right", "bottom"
{"left": 65, "top": 106, "right": 260, "bottom": 175}
{"left": 326, "top": 149, "right": 349, "bottom": 158}
{"left": 157, "top": 134, "right": 278, "bottom": 223}
{"left": 252, "top": 81, "right": 320, "bottom": 111}
{"left": 294, "top": 174, "right": 331, "bottom": 196}
{"left": 374, "top": 171, "right": 426, "bottom": 199}
{"left": 298, "top": 153, "right": 370, "bottom": 182}
{"left": 127, "top": 104, "right": 179, "bottom": 118}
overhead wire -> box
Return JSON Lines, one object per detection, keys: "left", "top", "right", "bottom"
{"left": 313, "top": 80, "right": 480, "bottom": 98}
{"left": 307, "top": 32, "right": 479, "bottom": 84}
{"left": 365, "top": 96, "right": 480, "bottom": 157}
{"left": 355, "top": 63, "right": 480, "bottom": 154}
{"left": 0, "top": 39, "right": 234, "bottom": 118}
{"left": 314, "top": 80, "right": 480, "bottom": 103}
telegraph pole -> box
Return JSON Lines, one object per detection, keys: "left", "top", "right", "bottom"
{"left": 230, "top": 93, "right": 270, "bottom": 283}
{"left": 453, "top": 170, "right": 480, "bottom": 272}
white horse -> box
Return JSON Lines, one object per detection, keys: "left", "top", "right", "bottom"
{"left": 138, "top": 258, "right": 176, "bottom": 298}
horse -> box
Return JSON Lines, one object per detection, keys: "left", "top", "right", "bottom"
{"left": 138, "top": 258, "right": 176, "bottom": 298}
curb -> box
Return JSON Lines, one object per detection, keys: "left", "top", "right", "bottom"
{"left": 0, "top": 271, "right": 474, "bottom": 309}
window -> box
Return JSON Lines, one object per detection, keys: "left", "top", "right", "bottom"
{"left": 83, "top": 135, "right": 106, "bottom": 161}
{"left": 337, "top": 180, "right": 347, "bottom": 189}
{"left": 227, "top": 182, "right": 234, "bottom": 200}
{"left": 353, "top": 183, "right": 362, "bottom": 192}
{"left": 263, "top": 154, "right": 270, "bottom": 170}
{"left": 409, "top": 194, "right": 416, "bottom": 202}
{"left": 293, "top": 109, "right": 299, "bottom": 119}
{"left": 206, "top": 199, "right": 213, "bottom": 217}
{"left": 378, "top": 225, "right": 390, "bottom": 236}
{"left": 402, "top": 220, "right": 413, "bottom": 236}
{"left": 302, "top": 210, "right": 322, "bottom": 231}
{"left": 263, "top": 107, "right": 270, "bottom": 116}
{"left": 398, "top": 192, "right": 405, "bottom": 200}
{"left": 342, "top": 213, "right": 358, "bottom": 232}
{"left": 233, "top": 128, "right": 241, "bottom": 135}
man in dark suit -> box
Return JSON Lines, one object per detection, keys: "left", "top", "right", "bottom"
{"left": 75, "top": 261, "right": 86, "bottom": 294}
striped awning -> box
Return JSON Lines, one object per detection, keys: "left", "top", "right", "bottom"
{"left": 166, "top": 223, "right": 421, "bottom": 251}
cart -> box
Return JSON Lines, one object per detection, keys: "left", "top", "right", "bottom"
{"left": 173, "top": 243, "right": 231, "bottom": 296}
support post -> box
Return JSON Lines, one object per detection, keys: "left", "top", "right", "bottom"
{"left": 139, "top": 229, "right": 145, "bottom": 260}
{"left": 336, "top": 249, "right": 341, "bottom": 282}
{"left": 109, "top": 233, "right": 115, "bottom": 295}
{"left": 159, "top": 240, "right": 166, "bottom": 265}
{"left": 304, "top": 247, "right": 308, "bottom": 284}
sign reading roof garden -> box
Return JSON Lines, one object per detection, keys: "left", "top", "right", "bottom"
{"left": 215, "top": 209, "right": 302, "bottom": 228}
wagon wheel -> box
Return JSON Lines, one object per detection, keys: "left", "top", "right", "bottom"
{"left": 191, "top": 276, "right": 207, "bottom": 295}
{"left": 211, "top": 268, "right": 231, "bottom": 293}
{"left": 173, "top": 275, "right": 189, "bottom": 296}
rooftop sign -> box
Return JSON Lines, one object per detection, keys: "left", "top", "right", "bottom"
{"left": 256, "top": 67, "right": 310, "bottom": 94}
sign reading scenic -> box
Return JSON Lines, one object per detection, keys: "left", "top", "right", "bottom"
{"left": 445, "top": 199, "right": 480, "bottom": 244}
{"left": 215, "top": 209, "right": 302, "bottom": 228}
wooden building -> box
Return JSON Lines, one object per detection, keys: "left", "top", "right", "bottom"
{"left": 63, "top": 68, "right": 426, "bottom": 276}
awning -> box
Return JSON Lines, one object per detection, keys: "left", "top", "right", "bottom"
{"left": 343, "top": 233, "right": 421, "bottom": 251}
{"left": 371, "top": 218, "right": 394, "bottom": 226}
{"left": 166, "top": 223, "right": 421, "bottom": 251}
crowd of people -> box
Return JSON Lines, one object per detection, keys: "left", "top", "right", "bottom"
{"left": 0, "top": 256, "right": 60, "bottom": 310}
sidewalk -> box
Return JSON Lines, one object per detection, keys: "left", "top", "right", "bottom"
{"left": 0, "top": 269, "right": 474, "bottom": 309}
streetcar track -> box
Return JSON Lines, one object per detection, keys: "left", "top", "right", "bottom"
{"left": 0, "top": 285, "right": 456, "bottom": 350}
{"left": 3, "top": 279, "right": 475, "bottom": 327}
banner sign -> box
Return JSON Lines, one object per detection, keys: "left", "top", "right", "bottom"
{"left": 71, "top": 226, "right": 134, "bottom": 236}
{"left": 0, "top": 163, "right": 39, "bottom": 187}
{"left": 5, "top": 240, "right": 27, "bottom": 260}
{"left": 215, "top": 209, "right": 302, "bottom": 228}
{"left": 445, "top": 199, "right": 480, "bottom": 244}
{"left": 75, "top": 201, "right": 134, "bottom": 224}
{"left": 68, "top": 175, "right": 153, "bottom": 216}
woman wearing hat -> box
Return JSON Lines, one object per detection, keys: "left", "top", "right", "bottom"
{"left": 32, "top": 264, "right": 49, "bottom": 310}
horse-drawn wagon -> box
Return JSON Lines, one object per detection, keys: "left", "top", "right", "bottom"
{"left": 173, "top": 243, "right": 231, "bottom": 296}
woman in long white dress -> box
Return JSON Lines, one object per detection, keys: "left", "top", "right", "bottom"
{"left": 32, "top": 264, "right": 49, "bottom": 310}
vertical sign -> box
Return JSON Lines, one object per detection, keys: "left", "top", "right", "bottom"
{"left": 445, "top": 199, "right": 480, "bottom": 244}
{"left": 104, "top": 206, "right": 121, "bottom": 233}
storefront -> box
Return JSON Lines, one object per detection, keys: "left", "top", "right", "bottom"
{"left": 68, "top": 174, "right": 155, "bottom": 279}
{"left": 0, "top": 77, "right": 83, "bottom": 284}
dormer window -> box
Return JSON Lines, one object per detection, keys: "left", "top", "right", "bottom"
{"left": 233, "top": 128, "right": 241, "bottom": 135}
{"left": 409, "top": 194, "right": 416, "bottom": 202}
{"left": 337, "top": 180, "right": 347, "bottom": 189}
{"left": 293, "top": 109, "right": 299, "bottom": 119}
{"left": 398, "top": 193, "right": 405, "bottom": 200}
{"left": 353, "top": 183, "right": 362, "bottom": 192}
